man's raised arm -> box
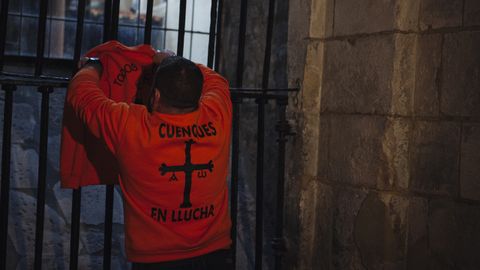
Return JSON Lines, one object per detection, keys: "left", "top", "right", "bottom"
{"left": 66, "top": 63, "right": 129, "bottom": 154}
{"left": 196, "top": 64, "right": 232, "bottom": 121}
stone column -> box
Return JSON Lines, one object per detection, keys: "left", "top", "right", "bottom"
{"left": 286, "top": 0, "right": 480, "bottom": 269}
{"left": 285, "top": 0, "right": 335, "bottom": 268}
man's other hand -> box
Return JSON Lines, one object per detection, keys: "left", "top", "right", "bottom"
{"left": 78, "top": 57, "right": 103, "bottom": 76}
{"left": 153, "top": 50, "right": 176, "bottom": 65}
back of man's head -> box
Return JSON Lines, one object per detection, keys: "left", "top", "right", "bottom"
{"left": 154, "top": 56, "right": 203, "bottom": 109}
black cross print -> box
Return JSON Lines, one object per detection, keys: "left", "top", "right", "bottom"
{"left": 159, "top": 139, "right": 214, "bottom": 208}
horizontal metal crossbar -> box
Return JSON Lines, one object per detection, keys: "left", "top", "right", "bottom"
{"left": 230, "top": 87, "right": 299, "bottom": 92}
{"left": 6, "top": 12, "right": 212, "bottom": 35}
{"left": 0, "top": 74, "right": 296, "bottom": 100}
{"left": 0, "top": 74, "right": 69, "bottom": 87}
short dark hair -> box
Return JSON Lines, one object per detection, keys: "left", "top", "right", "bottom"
{"left": 153, "top": 56, "right": 203, "bottom": 109}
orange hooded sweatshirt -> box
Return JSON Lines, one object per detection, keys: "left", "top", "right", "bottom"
{"left": 66, "top": 63, "right": 232, "bottom": 262}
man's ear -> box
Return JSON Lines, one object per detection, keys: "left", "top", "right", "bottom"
{"left": 149, "top": 89, "right": 161, "bottom": 112}
{"left": 145, "top": 88, "right": 160, "bottom": 113}
{"left": 155, "top": 89, "right": 160, "bottom": 102}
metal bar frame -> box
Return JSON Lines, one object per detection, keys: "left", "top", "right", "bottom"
{"left": 0, "top": 1, "right": 294, "bottom": 269}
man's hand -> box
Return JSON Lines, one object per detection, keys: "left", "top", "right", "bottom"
{"left": 133, "top": 50, "right": 174, "bottom": 105}
{"left": 78, "top": 57, "right": 103, "bottom": 76}
{"left": 153, "top": 50, "right": 176, "bottom": 65}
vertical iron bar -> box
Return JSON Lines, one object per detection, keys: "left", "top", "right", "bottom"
{"left": 18, "top": 0, "right": 24, "bottom": 56}
{"left": 236, "top": 0, "right": 248, "bottom": 87}
{"left": 207, "top": 0, "right": 218, "bottom": 68}
{"left": 0, "top": 84, "right": 15, "bottom": 270}
{"left": 103, "top": 0, "right": 113, "bottom": 42}
{"left": 230, "top": 97, "right": 240, "bottom": 270}
{"left": 135, "top": 0, "right": 141, "bottom": 43}
{"left": 256, "top": 0, "right": 276, "bottom": 269}
{"left": 69, "top": 188, "right": 81, "bottom": 270}
{"left": 103, "top": 185, "right": 114, "bottom": 270}
{"left": 144, "top": 0, "right": 154, "bottom": 44}
{"left": 35, "top": 0, "right": 50, "bottom": 77}
{"left": 46, "top": 5, "right": 52, "bottom": 58}
{"left": 110, "top": 0, "right": 120, "bottom": 41}
{"left": 69, "top": 2, "right": 87, "bottom": 269}
{"left": 188, "top": 0, "right": 194, "bottom": 59}
{"left": 261, "top": 0, "right": 276, "bottom": 91}
{"left": 34, "top": 86, "right": 53, "bottom": 270}
{"left": 102, "top": 1, "right": 119, "bottom": 268}
{"left": 163, "top": 0, "right": 169, "bottom": 49}
{"left": 0, "top": 0, "right": 10, "bottom": 72}
{"left": 177, "top": 0, "right": 187, "bottom": 56}
{"left": 231, "top": 1, "right": 248, "bottom": 269}
{"left": 254, "top": 101, "right": 265, "bottom": 270}
{"left": 213, "top": 0, "right": 222, "bottom": 71}
{"left": 273, "top": 98, "right": 289, "bottom": 270}
{"left": 73, "top": 0, "right": 87, "bottom": 69}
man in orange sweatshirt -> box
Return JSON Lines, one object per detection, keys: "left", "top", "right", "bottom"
{"left": 67, "top": 53, "right": 232, "bottom": 269}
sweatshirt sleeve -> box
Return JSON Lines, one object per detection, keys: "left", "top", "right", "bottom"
{"left": 66, "top": 66, "right": 129, "bottom": 154}
{"left": 197, "top": 64, "right": 232, "bottom": 123}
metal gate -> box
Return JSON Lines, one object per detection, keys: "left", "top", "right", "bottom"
{"left": 0, "top": 0, "right": 296, "bottom": 269}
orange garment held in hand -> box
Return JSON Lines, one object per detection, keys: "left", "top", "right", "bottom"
{"left": 60, "top": 41, "right": 155, "bottom": 188}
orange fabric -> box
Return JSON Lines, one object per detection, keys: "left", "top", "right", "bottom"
{"left": 65, "top": 63, "right": 232, "bottom": 262}
{"left": 60, "top": 41, "right": 156, "bottom": 188}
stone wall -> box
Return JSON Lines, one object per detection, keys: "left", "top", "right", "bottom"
{"left": 286, "top": 0, "right": 480, "bottom": 269}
